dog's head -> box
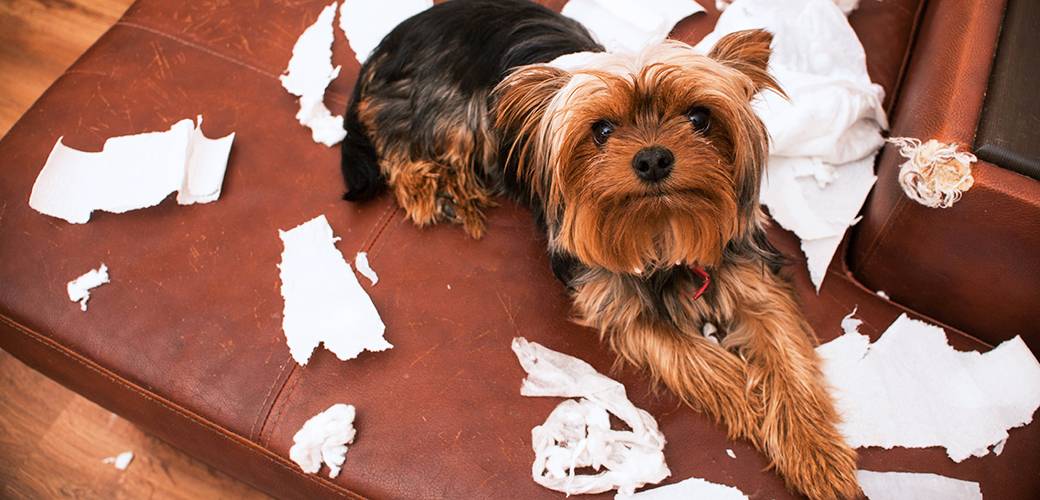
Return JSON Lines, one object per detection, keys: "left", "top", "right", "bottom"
{"left": 494, "top": 30, "right": 781, "bottom": 275}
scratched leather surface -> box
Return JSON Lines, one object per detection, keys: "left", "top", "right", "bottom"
{"left": 1, "top": 1, "right": 1037, "bottom": 499}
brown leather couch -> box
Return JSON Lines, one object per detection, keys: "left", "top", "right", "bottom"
{"left": 1, "top": 0, "right": 1037, "bottom": 499}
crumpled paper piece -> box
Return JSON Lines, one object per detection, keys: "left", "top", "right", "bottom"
{"left": 615, "top": 476, "right": 749, "bottom": 500}
{"left": 102, "top": 451, "right": 134, "bottom": 471}
{"left": 67, "top": 264, "right": 110, "bottom": 312}
{"left": 281, "top": 2, "right": 348, "bottom": 147}
{"left": 888, "top": 137, "right": 976, "bottom": 209}
{"left": 696, "top": 0, "right": 888, "bottom": 290}
{"left": 289, "top": 403, "right": 357, "bottom": 478}
{"left": 278, "top": 215, "right": 390, "bottom": 365}
{"left": 562, "top": 0, "right": 704, "bottom": 53}
{"left": 339, "top": 0, "right": 432, "bottom": 64}
{"left": 29, "top": 116, "right": 233, "bottom": 224}
{"left": 856, "top": 471, "right": 982, "bottom": 500}
{"left": 512, "top": 338, "right": 670, "bottom": 496}
{"left": 817, "top": 312, "right": 1040, "bottom": 461}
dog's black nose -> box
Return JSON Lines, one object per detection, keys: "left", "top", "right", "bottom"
{"left": 632, "top": 146, "right": 675, "bottom": 183}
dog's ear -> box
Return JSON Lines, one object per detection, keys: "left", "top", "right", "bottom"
{"left": 491, "top": 65, "right": 572, "bottom": 196}
{"left": 707, "top": 29, "right": 782, "bottom": 97}
{"left": 492, "top": 65, "right": 571, "bottom": 134}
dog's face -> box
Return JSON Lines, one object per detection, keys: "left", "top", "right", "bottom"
{"left": 495, "top": 30, "right": 780, "bottom": 275}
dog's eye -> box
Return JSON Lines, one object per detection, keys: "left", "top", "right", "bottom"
{"left": 687, "top": 107, "right": 711, "bottom": 134}
{"left": 591, "top": 120, "right": 614, "bottom": 147}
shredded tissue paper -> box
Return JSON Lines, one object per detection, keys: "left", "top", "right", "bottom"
{"left": 857, "top": 470, "right": 982, "bottom": 500}
{"left": 29, "top": 116, "right": 234, "bottom": 224}
{"left": 512, "top": 338, "right": 670, "bottom": 497}
{"left": 695, "top": 0, "right": 887, "bottom": 291}
{"left": 818, "top": 312, "right": 1040, "bottom": 461}
{"left": 339, "top": 0, "right": 433, "bottom": 64}
{"left": 289, "top": 403, "right": 358, "bottom": 478}
{"left": 67, "top": 264, "right": 111, "bottom": 312}
{"left": 281, "top": 2, "right": 348, "bottom": 147}
{"left": 278, "top": 215, "right": 390, "bottom": 365}
{"left": 561, "top": 0, "right": 704, "bottom": 53}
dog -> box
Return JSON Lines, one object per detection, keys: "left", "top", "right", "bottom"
{"left": 340, "top": 1, "right": 860, "bottom": 499}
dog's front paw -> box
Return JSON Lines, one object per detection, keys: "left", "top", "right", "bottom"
{"left": 436, "top": 192, "right": 487, "bottom": 239}
{"left": 773, "top": 434, "right": 861, "bottom": 500}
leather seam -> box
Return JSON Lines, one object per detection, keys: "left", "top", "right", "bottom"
{"left": 261, "top": 363, "right": 306, "bottom": 448}
{"left": 250, "top": 355, "right": 294, "bottom": 442}
{"left": 355, "top": 198, "right": 399, "bottom": 255}
{"left": 855, "top": 181, "right": 911, "bottom": 273}
{"left": 368, "top": 210, "right": 407, "bottom": 260}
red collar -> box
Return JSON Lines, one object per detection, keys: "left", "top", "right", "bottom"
{"left": 680, "top": 263, "right": 711, "bottom": 300}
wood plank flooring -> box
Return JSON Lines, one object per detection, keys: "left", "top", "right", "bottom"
{"left": 0, "top": 1, "right": 276, "bottom": 498}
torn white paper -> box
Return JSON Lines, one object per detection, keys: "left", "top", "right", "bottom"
{"left": 102, "top": 451, "right": 134, "bottom": 470}
{"left": 67, "top": 264, "right": 110, "bottom": 312}
{"left": 339, "top": 0, "right": 432, "bottom": 64}
{"left": 818, "top": 313, "right": 1040, "bottom": 461}
{"left": 29, "top": 116, "right": 234, "bottom": 224}
{"left": 281, "top": 2, "right": 347, "bottom": 147}
{"left": 512, "top": 338, "right": 670, "bottom": 497}
{"left": 718, "top": 0, "right": 861, "bottom": 15}
{"left": 289, "top": 404, "right": 357, "bottom": 478}
{"left": 278, "top": 215, "right": 390, "bottom": 365}
{"left": 562, "top": 0, "right": 704, "bottom": 53}
{"left": 696, "top": 0, "right": 887, "bottom": 290}
{"left": 615, "top": 477, "right": 749, "bottom": 500}
{"left": 354, "top": 251, "right": 378, "bottom": 286}
{"left": 857, "top": 471, "right": 982, "bottom": 500}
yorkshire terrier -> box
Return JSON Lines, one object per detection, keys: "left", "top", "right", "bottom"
{"left": 340, "top": 0, "right": 860, "bottom": 498}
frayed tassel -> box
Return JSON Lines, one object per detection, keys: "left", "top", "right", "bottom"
{"left": 888, "top": 137, "right": 976, "bottom": 208}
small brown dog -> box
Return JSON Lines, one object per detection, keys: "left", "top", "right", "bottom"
{"left": 341, "top": 1, "right": 860, "bottom": 498}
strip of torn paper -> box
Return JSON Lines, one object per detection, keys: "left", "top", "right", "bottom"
{"left": 29, "top": 116, "right": 233, "bottom": 224}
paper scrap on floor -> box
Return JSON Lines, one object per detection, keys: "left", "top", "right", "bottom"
{"left": 818, "top": 312, "right": 1040, "bottom": 461}
{"left": 857, "top": 471, "right": 982, "bottom": 500}
{"left": 615, "top": 477, "right": 749, "bottom": 500}
{"left": 281, "top": 2, "right": 347, "bottom": 147}
{"left": 339, "top": 0, "right": 432, "bottom": 64}
{"left": 29, "top": 116, "right": 233, "bottom": 224}
{"left": 695, "top": 0, "right": 888, "bottom": 290}
{"left": 512, "top": 338, "right": 670, "bottom": 496}
{"left": 278, "top": 215, "right": 390, "bottom": 365}
{"left": 562, "top": 0, "right": 704, "bottom": 52}
{"left": 102, "top": 451, "right": 134, "bottom": 470}
{"left": 67, "top": 264, "right": 110, "bottom": 312}
{"left": 289, "top": 404, "right": 357, "bottom": 478}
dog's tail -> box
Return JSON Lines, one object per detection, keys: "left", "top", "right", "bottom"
{"left": 341, "top": 86, "right": 386, "bottom": 202}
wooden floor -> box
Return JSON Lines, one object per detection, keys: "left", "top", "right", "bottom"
{"left": 0, "top": 1, "right": 275, "bottom": 498}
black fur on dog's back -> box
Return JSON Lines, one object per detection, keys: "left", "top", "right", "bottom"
{"left": 340, "top": 0, "right": 602, "bottom": 202}
{"left": 341, "top": 76, "right": 385, "bottom": 202}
